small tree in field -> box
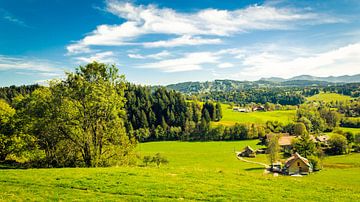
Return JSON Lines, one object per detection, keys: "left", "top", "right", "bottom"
{"left": 143, "top": 155, "right": 152, "bottom": 166}
{"left": 267, "top": 135, "right": 280, "bottom": 167}
{"left": 151, "top": 153, "right": 168, "bottom": 167}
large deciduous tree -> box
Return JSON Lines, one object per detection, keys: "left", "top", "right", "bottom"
{"left": 55, "top": 62, "right": 136, "bottom": 167}
{"left": 17, "top": 62, "right": 136, "bottom": 167}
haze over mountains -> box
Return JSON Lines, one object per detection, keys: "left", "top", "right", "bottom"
{"left": 166, "top": 74, "right": 360, "bottom": 94}
{"left": 260, "top": 74, "right": 360, "bottom": 83}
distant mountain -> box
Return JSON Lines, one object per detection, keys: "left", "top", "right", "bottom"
{"left": 258, "top": 77, "right": 286, "bottom": 82}
{"left": 167, "top": 74, "right": 360, "bottom": 94}
{"left": 260, "top": 74, "right": 360, "bottom": 83}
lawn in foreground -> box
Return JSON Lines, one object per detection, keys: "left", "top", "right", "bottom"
{"left": 0, "top": 141, "right": 359, "bottom": 201}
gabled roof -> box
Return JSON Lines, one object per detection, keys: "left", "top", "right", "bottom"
{"left": 316, "top": 135, "right": 330, "bottom": 142}
{"left": 242, "top": 146, "right": 255, "bottom": 152}
{"left": 278, "top": 135, "right": 296, "bottom": 146}
{"left": 284, "top": 153, "right": 311, "bottom": 168}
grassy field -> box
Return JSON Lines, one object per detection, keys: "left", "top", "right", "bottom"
{"left": 1, "top": 141, "right": 359, "bottom": 201}
{"left": 214, "top": 104, "right": 296, "bottom": 126}
{"left": 307, "top": 93, "right": 353, "bottom": 103}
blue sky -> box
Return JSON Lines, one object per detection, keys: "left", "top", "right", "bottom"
{"left": 1, "top": 0, "right": 360, "bottom": 86}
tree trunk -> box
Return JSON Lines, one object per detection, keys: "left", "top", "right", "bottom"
{"left": 83, "top": 142, "right": 92, "bottom": 167}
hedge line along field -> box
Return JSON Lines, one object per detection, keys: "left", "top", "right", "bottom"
{"left": 307, "top": 92, "right": 353, "bottom": 103}
{"left": 0, "top": 141, "right": 359, "bottom": 201}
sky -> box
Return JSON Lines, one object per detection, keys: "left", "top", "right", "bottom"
{"left": 0, "top": 0, "right": 360, "bottom": 86}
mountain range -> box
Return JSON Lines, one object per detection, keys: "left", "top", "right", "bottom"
{"left": 166, "top": 74, "right": 360, "bottom": 94}
{"left": 260, "top": 74, "right": 360, "bottom": 83}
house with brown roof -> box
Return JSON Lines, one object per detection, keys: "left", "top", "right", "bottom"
{"left": 264, "top": 133, "right": 295, "bottom": 151}
{"left": 238, "top": 146, "right": 256, "bottom": 158}
{"left": 283, "top": 153, "right": 312, "bottom": 175}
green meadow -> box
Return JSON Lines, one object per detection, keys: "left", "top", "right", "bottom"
{"left": 214, "top": 104, "right": 296, "bottom": 126}
{"left": 0, "top": 141, "right": 359, "bottom": 201}
{"left": 307, "top": 93, "right": 353, "bottom": 103}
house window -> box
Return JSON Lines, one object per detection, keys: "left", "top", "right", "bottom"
{"left": 297, "top": 162, "right": 300, "bottom": 166}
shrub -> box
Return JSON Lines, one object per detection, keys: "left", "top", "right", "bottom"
{"left": 152, "top": 153, "right": 169, "bottom": 167}
{"left": 142, "top": 153, "right": 169, "bottom": 167}
{"left": 308, "top": 155, "right": 322, "bottom": 171}
{"left": 143, "top": 155, "right": 152, "bottom": 166}
{"left": 328, "top": 134, "right": 348, "bottom": 155}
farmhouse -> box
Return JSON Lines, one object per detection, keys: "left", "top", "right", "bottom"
{"left": 283, "top": 153, "right": 312, "bottom": 175}
{"left": 233, "top": 107, "right": 249, "bottom": 112}
{"left": 316, "top": 135, "right": 330, "bottom": 144}
{"left": 264, "top": 133, "right": 295, "bottom": 151}
{"left": 238, "top": 146, "right": 256, "bottom": 157}
{"left": 252, "top": 106, "right": 265, "bottom": 111}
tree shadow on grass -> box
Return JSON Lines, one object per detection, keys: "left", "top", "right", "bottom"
{"left": 244, "top": 167, "right": 265, "bottom": 171}
{"left": 0, "top": 160, "right": 27, "bottom": 169}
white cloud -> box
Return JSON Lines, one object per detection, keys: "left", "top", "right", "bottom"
{"left": 75, "top": 51, "right": 116, "bottom": 63}
{"left": 0, "top": 9, "right": 28, "bottom": 27}
{"left": 0, "top": 55, "right": 62, "bottom": 73}
{"left": 140, "top": 52, "right": 219, "bottom": 72}
{"left": 218, "top": 62, "right": 234, "bottom": 68}
{"left": 143, "top": 35, "right": 222, "bottom": 48}
{"left": 67, "top": 1, "right": 339, "bottom": 54}
{"left": 128, "top": 50, "right": 171, "bottom": 60}
{"left": 233, "top": 42, "right": 360, "bottom": 80}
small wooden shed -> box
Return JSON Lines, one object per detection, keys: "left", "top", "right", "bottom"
{"left": 238, "top": 146, "right": 256, "bottom": 158}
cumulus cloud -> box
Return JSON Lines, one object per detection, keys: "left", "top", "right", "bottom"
{"left": 75, "top": 51, "right": 117, "bottom": 63}
{"left": 218, "top": 62, "right": 234, "bottom": 68}
{"left": 143, "top": 35, "right": 222, "bottom": 48}
{"left": 67, "top": 1, "right": 338, "bottom": 54}
{"left": 232, "top": 42, "right": 360, "bottom": 80}
{"left": 128, "top": 50, "right": 171, "bottom": 60}
{"left": 0, "top": 55, "right": 62, "bottom": 73}
{"left": 140, "top": 52, "right": 219, "bottom": 72}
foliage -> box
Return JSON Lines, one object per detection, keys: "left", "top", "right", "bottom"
{"left": 293, "top": 122, "right": 307, "bottom": 136}
{"left": 0, "top": 84, "right": 39, "bottom": 104}
{"left": 10, "top": 62, "right": 137, "bottom": 167}
{"left": 292, "top": 133, "right": 316, "bottom": 158}
{"left": 308, "top": 155, "right": 322, "bottom": 171}
{"left": 151, "top": 153, "right": 169, "bottom": 167}
{"left": 267, "top": 134, "right": 280, "bottom": 165}
{"left": 328, "top": 134, "right": 348, "bottom": 155}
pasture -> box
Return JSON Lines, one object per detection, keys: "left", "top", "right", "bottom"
{"left": 307, "top": 92, "right": 353, "bottom": 103}
{"left": 214, "top": 104, "right": 296, "bottom": 126}
{"left": 0, "top": 141, "right": 359, "bottom": 201}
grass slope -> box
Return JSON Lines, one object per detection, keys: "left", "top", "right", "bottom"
{"left": 307, "top": 93, "right": 352, "bottom": 103}
{"left": 1, "top": 141, "right": 359, "bottom": 201}
{"left": 214, "top": 104, "right": 296, "bottom": 126}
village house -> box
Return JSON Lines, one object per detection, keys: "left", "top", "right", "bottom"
{"left": 316, "top": 135, "right": 330, "bottom": 145}
{"left": 238, "top": 146, "right": 256, "bottom": 158}
{"left": 283, "top": 153, "right": 312, "bottom": 175}
{"left": 252, "top": 106, "right": 265, "bottom": 112}
{"left": 233, "top": 107, "right": 249, "bottom": 112}
{"left": 264, "top": 133, "right": 295, "bottom": 151}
